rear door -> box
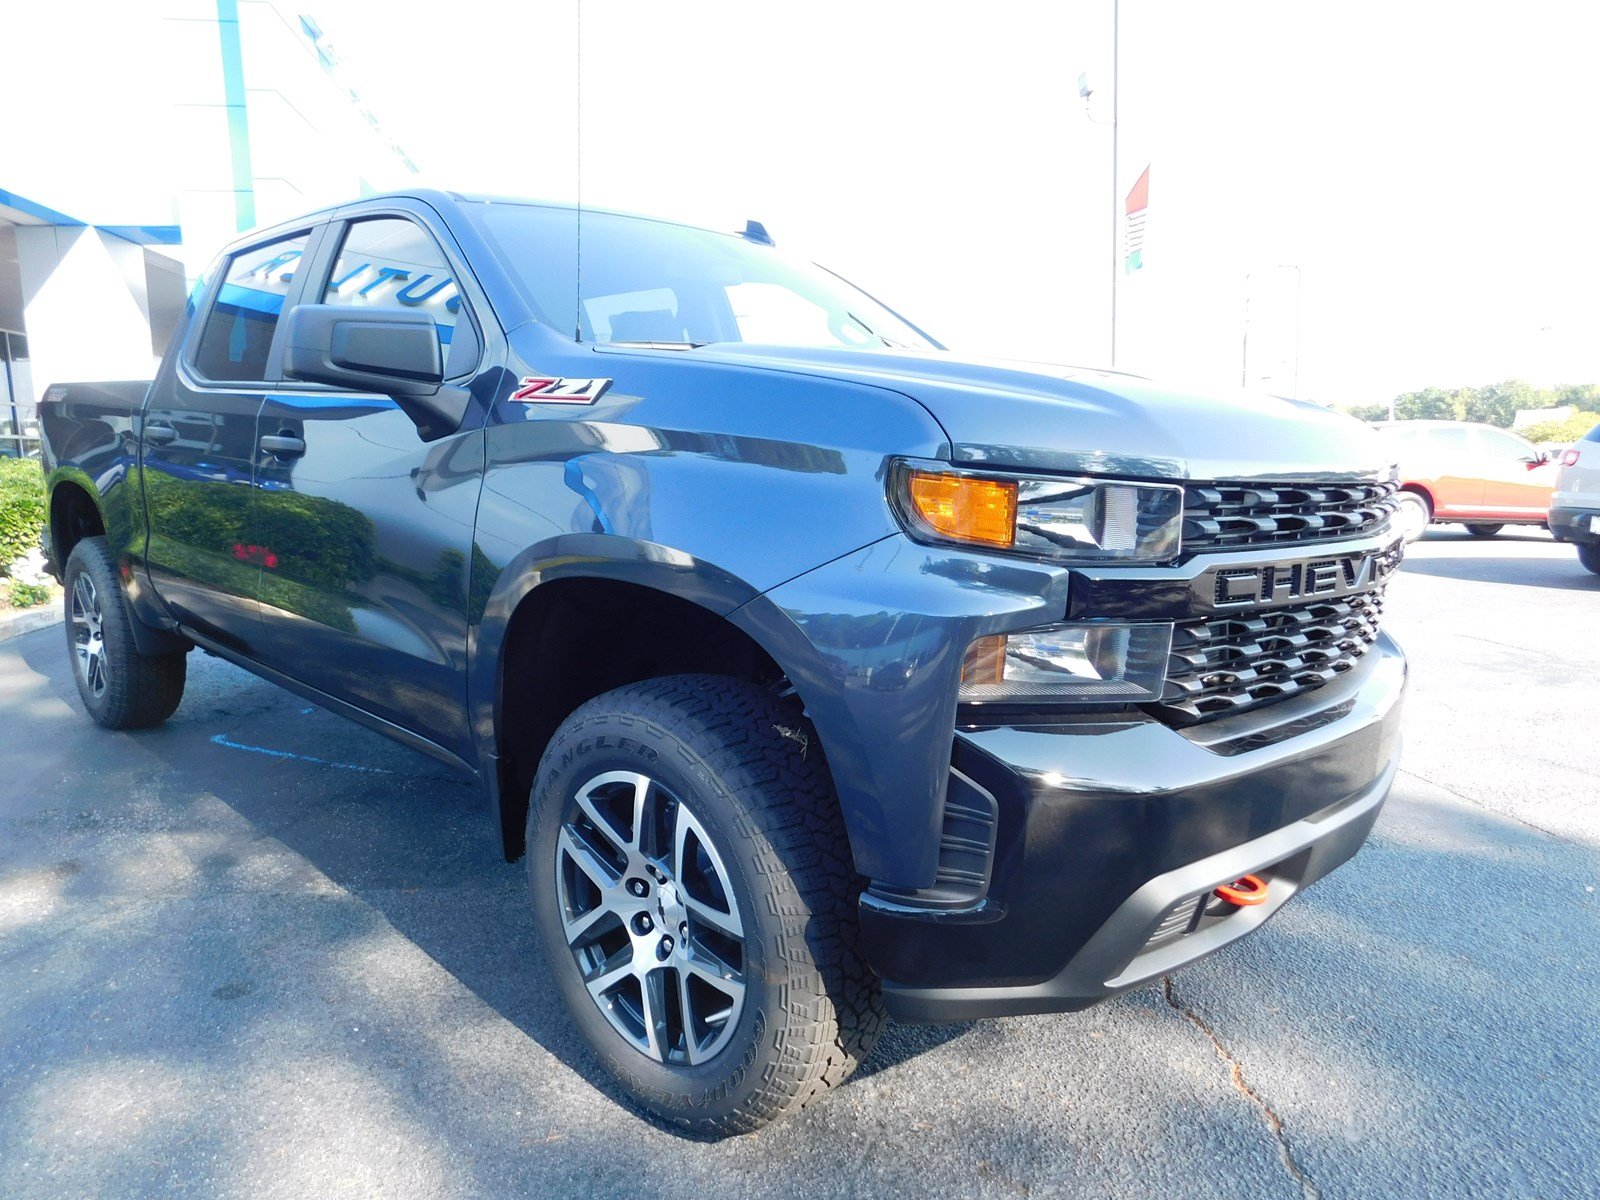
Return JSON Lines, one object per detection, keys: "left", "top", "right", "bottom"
{"left": 250, "top": 205, "right": 492, "bottom": 760}
{"left": 1413, "top": 425, "right": 1484, "bottom": 517}
{"left": 1472, "top": 427, "right": 1554, "bottom": 518}
{"left": 141, "top": 227, "right": 315, "bottom": 653}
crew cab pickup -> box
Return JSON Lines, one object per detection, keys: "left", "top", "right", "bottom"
{"left": 38, "top": 191, "right": 1407, "bottom": 1135}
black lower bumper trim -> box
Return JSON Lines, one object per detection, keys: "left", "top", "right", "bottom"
{"left": 1549, "top": 506, "right": 1600, "bottom": 544}
{"left": 881, "top": 750, "right": 1397, "bottom": 1022}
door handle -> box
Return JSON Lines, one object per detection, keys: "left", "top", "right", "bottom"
{"left": 259, "top": 433, "right": 306, "bottom": 458}
{"left": 144, "top": 423, "right": 178, "bottom": 445}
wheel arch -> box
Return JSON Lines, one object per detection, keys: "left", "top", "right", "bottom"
{"left": 472, "top": 536, "right": 865, "bottom": 865}
{"left": 1399, "top": 482, "right": 1435, "bottom": 515}
{"left": 46, "top": 471, "right": 106, "bottom": 577}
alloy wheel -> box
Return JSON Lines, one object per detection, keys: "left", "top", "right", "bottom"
{"left": 554, "top": 771, "right": 747, "bottom": 1066}
{"left": 70, "top": 574, "right": 108, "bottom": 699}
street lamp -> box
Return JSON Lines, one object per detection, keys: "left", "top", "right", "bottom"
{"left": 1078, "top": 0, "right": 1120, "bottom": 368}
{"left": 1240, "top": 264, "right": 1302, "bottom": 397}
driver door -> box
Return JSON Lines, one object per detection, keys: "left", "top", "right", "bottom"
{"left": 250, "top": 207, "right": 493, "bottom": 761}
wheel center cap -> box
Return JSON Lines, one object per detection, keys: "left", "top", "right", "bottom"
{"left": 656, "top": 879, "right": 686, "bottom": 927}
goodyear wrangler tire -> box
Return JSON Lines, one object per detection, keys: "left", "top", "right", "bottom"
{"left": 63, "top": 537, "right": 187, "bottom": 730}
{"left": 526, "top": 674, "right": 884, "bottom": 1136}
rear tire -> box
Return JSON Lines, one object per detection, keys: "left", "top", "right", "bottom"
{"left": 526, "top": 674, "right": 883, "bottom": 1137}
{"left": 1394, "top": 491, "right": 1431, "bottom": 543}
{"left": 1579, "top": 543, "right": 1600, "bottom": 576}
{"left": 1465, "top": 523, "right": 1504, "bottom": 538}
{"left": 63, "top": 537, "right": 187, "bottom": 729}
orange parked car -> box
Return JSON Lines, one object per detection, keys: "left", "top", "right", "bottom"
{"left": 1374, "top": 421, "right": 1557, "bottom": 542}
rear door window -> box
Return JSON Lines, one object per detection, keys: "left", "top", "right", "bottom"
{"left": 192, "top": 232, "right": 310, "bottom": 382}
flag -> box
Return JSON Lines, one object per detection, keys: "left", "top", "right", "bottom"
{"left": 1124, "top": 165, "right": 1150, "bottom": 274}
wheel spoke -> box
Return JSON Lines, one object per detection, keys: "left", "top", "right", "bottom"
{"left": 676, "top": 969, "right": 700, "bottom": 1065}
{"left": 629, "top": 773, "right": 654, "bottom": 856}
{"left": 572, "top": 777, "right": 634, "bottom": 859}
{"left": 684, "top": 893, "right": 741, "bottom": 940}
{"left": 558, "top": 826, "right": 622, "bottom": 893}
{"left": 583, "top": 949, "right": 635, "bottom": 999}
{"left": 639, "top": 967, "right": 670, "bottom": 1061}
{"left": 561, "top": 894, "right": 616, "bottom": 948}
{"left": 682, "top": 945, "right": 743, "bottom": 992}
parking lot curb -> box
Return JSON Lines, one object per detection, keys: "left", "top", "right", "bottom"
{"left": 0, "top": 602, "right": 63, "bottom": 642}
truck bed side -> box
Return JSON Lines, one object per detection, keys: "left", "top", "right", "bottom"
{"left": 38, "top": 381, "right": 153, "bottom": 577}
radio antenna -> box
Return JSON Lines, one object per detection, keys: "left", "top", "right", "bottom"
{"left": 573, "top": 0, "right": 583, "bottom": 341}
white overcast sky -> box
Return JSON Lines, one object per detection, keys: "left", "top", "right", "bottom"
{"left": 319, "top": 0, "right": 1600, "bottom": 407}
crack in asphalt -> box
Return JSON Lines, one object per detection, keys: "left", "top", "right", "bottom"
{"left": 1163, "top": 976, "right": 1320, "bottom": 1200}
{"left": 1396, "top": 767, "right": 1578, "bottom": 844}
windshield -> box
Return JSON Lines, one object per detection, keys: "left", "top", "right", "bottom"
{"left": 470, "top": 203, "right": 938, "bottom": 351}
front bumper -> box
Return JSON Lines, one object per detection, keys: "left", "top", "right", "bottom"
{"left": 863, "top": 630, "right": 1407, "bottom": 1022}
{"left": 1549, "top": 505, "right": 1600, "bottom": 544}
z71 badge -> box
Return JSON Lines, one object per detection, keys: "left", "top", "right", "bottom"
{"left": 509, "top": 376, "right": 612, "bottom": 404}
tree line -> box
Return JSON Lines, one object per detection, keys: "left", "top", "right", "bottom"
{"left": 1346, "top": 381, "right": 1600, "bottom": 441}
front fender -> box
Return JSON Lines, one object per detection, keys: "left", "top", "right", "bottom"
{"left": 737, "top": 535, "right": 1072, "bottom": 888}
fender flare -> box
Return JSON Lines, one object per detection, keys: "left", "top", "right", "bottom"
{"left": 466, "top": 532, "right": 887, "bottom": 873}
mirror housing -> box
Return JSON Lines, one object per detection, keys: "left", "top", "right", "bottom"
{"left": 281, "top": 304, "right": 466, "bottom": 439}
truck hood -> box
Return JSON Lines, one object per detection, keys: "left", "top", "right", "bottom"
{"left": 685, "top": 344, "right": 1390, "bottom": 482}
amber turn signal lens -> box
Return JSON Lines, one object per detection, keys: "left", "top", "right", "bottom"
{"left": 961, "top": 635, "right": 1008, "bottom": 687}
{"left": 906, "top": 471, "right": 1017, "bottom": 548}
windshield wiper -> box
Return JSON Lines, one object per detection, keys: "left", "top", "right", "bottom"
{"left": 845, "top": 311, "right": 913, "bottom": 349}
{"left": 604, "top": 340, "right": 708, "bottom": 351}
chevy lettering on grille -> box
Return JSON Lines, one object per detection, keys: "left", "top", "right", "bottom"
{"left": 1197, "top": 541, "right": 1403, "bottom": 612}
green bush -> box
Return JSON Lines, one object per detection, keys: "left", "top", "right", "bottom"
{"left": 8, "top": 578, "right": 52, "bottom": 608}
{"left": 1521, "top": 410, "right": 1600, "bottom": 445}
{"left": 0, "top": 456, "right": 47, "bottom": 573}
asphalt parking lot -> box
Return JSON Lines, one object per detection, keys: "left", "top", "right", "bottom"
{"left": 2, "top": 529, "right": 1597, "bottom": 1199}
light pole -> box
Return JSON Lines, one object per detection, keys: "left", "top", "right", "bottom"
{"left": 1078, "top": 0, "right": 1120, "bottom": 368}
{"left": 1240, "top": 264, "right": 1302, "bottom": 396}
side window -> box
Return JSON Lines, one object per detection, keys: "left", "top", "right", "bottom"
{"left": 321, "top": 217, "right": 478, "bottom": 373}
{"left": 1474, "top": 428, "right": 1534, "bottom": 461}
{"left": 1428, "top": 427, "right": 1475, "bottom": 457}
{"left": 193, "top": 232, "right": 310, "bottom": 382}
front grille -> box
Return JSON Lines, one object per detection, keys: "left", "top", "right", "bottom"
{"left": 1183, "top": 480, "right": 1398, "bottom": 552}
{"left": 1156, "top": 587, "right": 1386, "bottom": 725}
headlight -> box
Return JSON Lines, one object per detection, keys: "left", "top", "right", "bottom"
{"left": 959, "top": 622, "right": 1173, "bottom": 703}
{"left": 891, "top": 462, "right": 1183, "bottom": 563}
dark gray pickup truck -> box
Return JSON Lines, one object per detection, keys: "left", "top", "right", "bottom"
{"left": 38, "top": 191, "right": 1407, "bottom": 1135}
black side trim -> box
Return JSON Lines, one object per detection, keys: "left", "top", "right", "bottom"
{"left": 181, "top": 627, "right": 480, "bottom": 777}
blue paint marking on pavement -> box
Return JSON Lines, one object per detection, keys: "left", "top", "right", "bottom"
{"left": 209, "top": 732, "right": 391, "bottom": 774}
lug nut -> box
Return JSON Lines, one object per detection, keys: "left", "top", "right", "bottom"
{"left": 633, "top": 913, "right": 654, "bottom": 934}
{"left": 658, "top": 935, "right": 674, "bottom": 960}
{"left": 627, "top": 878, "right": 649, "bottom": 897}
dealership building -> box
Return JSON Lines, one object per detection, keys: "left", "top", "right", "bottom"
{"left": 0, "top": 1, "right": 418, "bottom": 456}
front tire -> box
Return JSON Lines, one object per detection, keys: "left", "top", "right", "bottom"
{"left": 1393, "top": 491, "right": 1431, "bottom": 543}
{"left": 1579, "top": 543, "right": 1600, "bottom": 575}
{"left": 63, "top": 537, "right": 187, "bottom": 729}
{"left": 1465, "top": 523, "right": 1504, "bottom": 538}
{"left": 526, "top": 675, "right": 883, "bottom": 1136}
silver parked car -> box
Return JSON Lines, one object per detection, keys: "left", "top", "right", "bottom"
{"left": 1549, "top": 420, "right": 1600, "bottom": 575}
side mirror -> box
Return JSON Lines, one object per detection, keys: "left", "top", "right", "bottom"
{"left": 1521, "top": 452, "right": 1547, "bottom": 469}
{"left": 281, "top": 304, "right": 466, "bottom": 439}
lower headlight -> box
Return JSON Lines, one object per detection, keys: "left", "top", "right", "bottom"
{"left": 959, "top": 622, "right": 1173, "bottom": 703}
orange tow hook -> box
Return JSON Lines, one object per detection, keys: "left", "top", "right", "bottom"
{"left": 1214, "top": 874, "right": 1269, "bottom": 907}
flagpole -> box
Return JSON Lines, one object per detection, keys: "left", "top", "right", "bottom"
{"left": 1110, "top": 0, "right": 1119, "bottom": 368}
